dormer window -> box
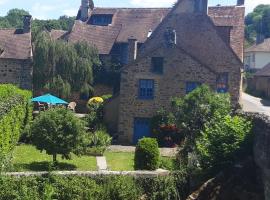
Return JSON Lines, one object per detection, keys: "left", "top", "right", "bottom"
{"left": 89, "top": 14, "right": 113, "bottom": 26}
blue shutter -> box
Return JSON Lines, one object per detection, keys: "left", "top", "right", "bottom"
{"left": 139, "top": 79, "right": 154, "bottom": 99}
{"left": 186, "top": 82, "right": 201, "bottom": 94}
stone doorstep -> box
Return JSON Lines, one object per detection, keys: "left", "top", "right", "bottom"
{"left": 96, "top": 156, "right": 108, "bottom": 171}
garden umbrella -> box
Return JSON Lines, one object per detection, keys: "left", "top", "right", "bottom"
{"left": 31, "top": 94, "right": 68, "bottom": 105}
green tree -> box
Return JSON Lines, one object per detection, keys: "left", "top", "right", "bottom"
{"left": 33, "top": 32, "right": 100, "bottom": 99}
{"left": 5, "top": 9, "right": 29, "bottom": 28}
{"left": 31, "top": 108, "right": 88, "bottom": 163}
{"left": 196, "top": 113, "right": 252, "bottom": 171}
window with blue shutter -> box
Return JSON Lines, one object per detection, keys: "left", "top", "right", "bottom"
{"left": 217, "top": 73, "right": 228, "bottom": 93}
{"left": 186, "top": 82, "right": 201, "bottom": 94}
{"left": 139, "top": 79, "right": 154, "bottom": 99}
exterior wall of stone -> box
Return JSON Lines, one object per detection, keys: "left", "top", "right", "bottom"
{"left": 104, "top": 95, "right": 120, "bottom": 134}
{"left": 0, "top": 58, "right": 32, "bottom": 90}
{"left": 118, "top": 45, "right": 241, "bottom": 144}
{"left": 93, "top": 84, "right": 113, "bottom": 96}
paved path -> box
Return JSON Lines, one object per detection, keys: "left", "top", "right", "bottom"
{"left": 241, "top": 93, "right": 270, "bottom": 117}
{"left": 108, "top": 145, "right": 177, "bottom": 157}
{"left": 96, "top": 156, "right": 107, "bottom": 171}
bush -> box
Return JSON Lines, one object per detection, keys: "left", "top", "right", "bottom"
{"left": 134, "top": 138, "right": 160, "bottom": 170}
{"left": 86, "top": 129, "right": 112, "bottom": 156}
{"left": 85, "top": 98, "right": 104, "bottom": 130}
{"left": 31, "top": 108, "right": 89, "bottom": 163}
{"left": 0, "top": 84, "right": 32, "bottom": 171}
{"left": 102, "top": 176, "right": 142, "bottom": 200}
{"left": 196, "top": 113, "right": 253, "bottom": 171}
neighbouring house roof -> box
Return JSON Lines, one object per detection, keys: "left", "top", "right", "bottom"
{"left": 49, "top": 29, "right": 68, "bottom": 40}
{"left": 254, "top": 63, "right": 270, "bottom": 77}
{"left": 66, "top": 6, "right": 244, "bottom": 57}
{"left": 245, "top": 38, "right": 270, "bottom": 53}
{"left": 0, "top": 29, "right": 32, "bottom": 60}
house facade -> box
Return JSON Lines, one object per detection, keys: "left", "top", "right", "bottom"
{"left": 115, "top": 0, "right": 244, "bottom": 144}
{"left": 0, "top": 15, "right": 33, "bottom": 90}
{"left": 245, "top": 38, "right": 270, "bottom": 70}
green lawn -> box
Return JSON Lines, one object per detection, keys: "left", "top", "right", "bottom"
{"left": 11, "top": 145, "right": 97, "bottom": 172}
{"left": 105, "top": 152, "right": 135, "bottom": 171}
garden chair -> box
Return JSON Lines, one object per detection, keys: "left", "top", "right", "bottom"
{"left": 68, "top": 102, "right": 77, "bottom": 112}
{"left": 38, "top": 102, "right": 46, "bottom": 111}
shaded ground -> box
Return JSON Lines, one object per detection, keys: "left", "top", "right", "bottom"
{"left": 11, "top": 145, "right": 97, "bottom": 171}
{"left": 241, "top": 93, "right": 270, "bottom": 116}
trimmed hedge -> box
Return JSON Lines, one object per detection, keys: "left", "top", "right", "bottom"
{"left": 0, "top": 84, "right": 32, "bottom": 170}
{"left": 0, "top": 174, "right": 189, "bottom": 200}
{"left": 134, "top": 138, "right": 160, "bottom": 170}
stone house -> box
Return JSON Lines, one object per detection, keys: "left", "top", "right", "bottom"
{"left": 245, "top": 38, "right": 270, "bottom": 70}
{"left": 104, "top": 0, "right": 245, "bottom": 144}
{"left": 0, "top": 15, "right": 33, "bottom": 90}
{"left": 248, "top": 63, "right": 270, "bottom": 97}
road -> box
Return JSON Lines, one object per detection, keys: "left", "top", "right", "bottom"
{"left": 241, "top": 93, "right": 270, "bottom": 116}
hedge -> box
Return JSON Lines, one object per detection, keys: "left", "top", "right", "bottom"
{"left": 0, "top": 173, "right": 189, "bottom": 200}
{"left": 134, "top": 138, "right": 160, "bottom": 170}
{"left": 0, "top": 84, "right": 32, "bottom": 170}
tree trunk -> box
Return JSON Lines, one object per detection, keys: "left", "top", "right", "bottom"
{"left": 53, "top": 154, "right": 57, "bottom": 164}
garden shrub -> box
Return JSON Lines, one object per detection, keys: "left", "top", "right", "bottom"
{"left": 0, "top": 174, "right": 189, "bottom": 200}
{"left": 102, "top": 176, "right": 142, "bottom": 200}
{"left": 0, "top": 84, "right": 32, "bottom": 171}
{"left": 196, "top": 113, "right": 253, "bottom": 171}
{"left": 31, "top": 108, "right": 89, "bottom": 163}
{"left": 86, "top": 129, "right": 112, "bottom": 156}
{"left": 134, "top": 138, "right": 160, "bottom": 170}
{"left": 86, "top": 97, "right": 104, "bottom": 130}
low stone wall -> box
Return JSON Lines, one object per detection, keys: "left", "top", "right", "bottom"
{"left": 4, "top": 170, "right": 170, "bottom": 178}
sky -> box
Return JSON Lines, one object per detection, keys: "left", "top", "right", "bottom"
{"left": 0, "top": 0, "right": 269, "bottom": 19}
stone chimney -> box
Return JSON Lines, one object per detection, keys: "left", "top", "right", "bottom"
{"left": 237, "top": 0, "right": 245, "bottom": 6}
{"left": 128, "top": 38, "right": 138, "bottom": 63}
{"left": 81, "top": 0, "right": 90, "bottom": 22}
{"left": 194, "top": 0, "right": 208, "bottom": 14}
{"left": 23, "top": 15, "right": 32, "bottom": 33}
{"left": 256, "top": 34, "right": 265, "bottom": 45}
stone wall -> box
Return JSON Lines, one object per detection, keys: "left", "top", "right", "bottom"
{"left": 104, "top": 95, "right": 120, "bottom": 134}
{"left": 0, "top": 58, "right": 32, "bottom": 90}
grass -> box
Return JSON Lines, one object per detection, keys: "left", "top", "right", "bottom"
{"left": 10, "top": 145, "right": 97, "bottom": 172}
{"left": 105, "top": 152, "right": 135, "bottom": 171}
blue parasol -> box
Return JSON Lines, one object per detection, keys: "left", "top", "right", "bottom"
{"left": 31, "top": 94, "right": 68, "bottom": 105}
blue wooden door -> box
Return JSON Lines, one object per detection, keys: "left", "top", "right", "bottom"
{"left": 133, "top": 118, "right": 151, "bottom": 144}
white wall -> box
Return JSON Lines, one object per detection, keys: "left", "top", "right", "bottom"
{"left": 245, "top": 51, "right": 270, "bottom": 69}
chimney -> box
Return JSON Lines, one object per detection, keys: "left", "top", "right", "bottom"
{"left": 256, "top": 34, "right": 265, "bottom": 45}
{"left": 194, "top": 0, "right": 208, "bottom": 14}
{"left": 81, "top": 0, "right": 90, "bottom": 22}
{"left": 128, "top": 38, "right": 138, "bottom": 63}
{"left": 237, "top": 0, "right": 245, "bottom": 6}
{"left": 23, "top": 15, "right": 32, "bottom": 33}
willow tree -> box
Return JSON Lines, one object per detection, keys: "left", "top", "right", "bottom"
{"left": 33, "top": 32, "right": 100, "bottom": 98}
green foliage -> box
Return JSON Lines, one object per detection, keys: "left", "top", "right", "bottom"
{"left": 33, "top": 32, "right": 100, "bottom": 99}
{"left": 30, "top": 108, "right": 89, "bottom": 163}
{"left": 102, "top": 176, "right": 142, "bottom": 200}
{"left": 0, "top": 84, "right": 32, "bottom": 171}
{"left": 134, "top": 138, "right": 160, "bottom": 170}
{"left": 172, "top": 85, "right": 231, "bottom": 142}
{"left": 245, "top": 4, "right": 270, "bottom": 42}
{"left": 85, "top": 103, "right": 104, "bottom": 130}
{"left": 196, "top": 114, "right": 253, "bottom": 171}
{"left": 87, "top": 129, "right": 112, "bottom": 156}
{"left": 0, "top": 9, "right": 30, "bottom": 28}
{"left": 44, "top": 75, "right": 71, "bottom": 99}
{"left": 0, "top": 174, "right": 189, "bottom": 200}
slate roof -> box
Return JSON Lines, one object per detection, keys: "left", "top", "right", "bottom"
{"left": 49, "top": 29, "right": 68, "bottom": 40}
{"left": 0, "top": 29, "right": 32, "bottom": 60}
{"left": 245, "top": 38, "right": 270, "bottom": 53}
{"left": 67, "top": 5, "right": 244, "bottom": 57}
{"left": 138, "top": 12, "right": 242, "bottom": 73}
{"left": 254, "top": 63, "right": 270, "bottom": 77}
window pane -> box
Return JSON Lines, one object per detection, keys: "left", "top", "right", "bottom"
{"left": 186, "top": 82, "right": 201, "bottom": 94}
{"left": 217, "top": 73, "right": 228, "bottom": 93}
{"left": 152, "top": 57, "right": 164, "bottom": 74}
{"left": 139, "top": 79, "right": 154, "bottom": 99}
